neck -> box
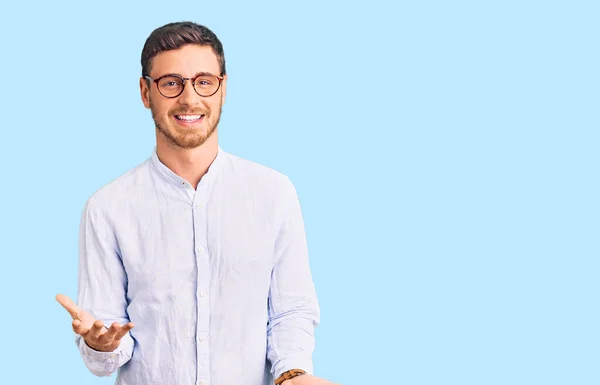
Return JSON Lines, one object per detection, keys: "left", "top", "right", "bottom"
{"left": 155, "top": 131, "right": 219, "bottom": 188}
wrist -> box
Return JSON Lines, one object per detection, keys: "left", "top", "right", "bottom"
{"left": 84, "top": 336, "right": 119, "bottom": 353}
{"left": 274, "top": 369, "right": 306, "bottom": 385}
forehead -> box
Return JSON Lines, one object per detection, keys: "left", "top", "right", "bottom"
{"left": 150, "top": 44, "right": 220, "bottom": 76}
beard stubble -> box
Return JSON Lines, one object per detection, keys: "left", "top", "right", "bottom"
{"left": 151, "top": 101, "right": 222, "bottom": 149}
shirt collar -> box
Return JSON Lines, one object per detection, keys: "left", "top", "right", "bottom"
{"left": 150, "top": 145, "right": 225, "bottom": 188}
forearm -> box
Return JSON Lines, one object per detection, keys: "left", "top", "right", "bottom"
{"left": 267, "top": 304, "right": 319, "bottom": 378}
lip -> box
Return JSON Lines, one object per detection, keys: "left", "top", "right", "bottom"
{"left": 173, "top": 114, "right": 205, "bottom": 128}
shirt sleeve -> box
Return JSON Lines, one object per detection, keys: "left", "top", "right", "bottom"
{"left": 267, "top": 177, "right": 321, "bottom": 380}
{"left": 74, "top": 197, "right": 134, "bottom": 377}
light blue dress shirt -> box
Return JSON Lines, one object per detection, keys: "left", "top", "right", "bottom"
{"left": 74, "top": 146, "right": 320, "bottom": 385}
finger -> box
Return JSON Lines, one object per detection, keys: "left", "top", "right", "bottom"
{"left": 56, "top": 294, "right": 81, "bottom": 320}
{"left": 113, "top": 322, "right": 135, "bottom": 341}
{"left": 102, "top": 322, "right": 121, "bottom": 341}
{"left": 72, "top": 319, "right": 89, "bottom": 336}
{"left": 88, "top": 320, "right": 105, "bottom": 339}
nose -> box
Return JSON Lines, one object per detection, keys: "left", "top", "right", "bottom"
{"left": 177, "top": 79, "right": 202, "bottom": 106}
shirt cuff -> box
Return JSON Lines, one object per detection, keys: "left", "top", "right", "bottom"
{"left": 75, "top": 334, "right": 134, "bottom": 376}
{"left": 272, "top": 356, "right": 314, "bottom": 380}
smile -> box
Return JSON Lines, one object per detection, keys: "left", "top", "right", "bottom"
{"left": 175, "top": 114, "right": 204, "bottom": 122}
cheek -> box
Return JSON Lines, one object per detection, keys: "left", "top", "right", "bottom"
{"left": 206, "top": 98, "right": 222, "bottom": 114}
{"left": 151, "top": 99, "right": 175, "bottom": 117}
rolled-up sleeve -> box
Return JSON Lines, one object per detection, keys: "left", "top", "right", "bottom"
{"left": 75, "top": 197, "right": 134, "bottom": 376}
{"left": 267, "top": 177, "right": 321, "bottom": 379}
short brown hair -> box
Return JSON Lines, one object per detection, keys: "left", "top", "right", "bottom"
{"left": 141, "top": 21, "right": 226, "bottom": 77}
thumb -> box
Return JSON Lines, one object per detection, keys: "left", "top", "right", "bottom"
{"left": 56, "top": 294, "right": 98, "bottom": 330}
{"left": 56, "top": 293, "right": 81, "bottom": 320}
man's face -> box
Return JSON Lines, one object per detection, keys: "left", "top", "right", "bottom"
{"left": 140, "top": 44, "right": 227, "bottom": 149}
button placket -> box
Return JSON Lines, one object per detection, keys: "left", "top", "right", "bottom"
{"left": 193, "top": 184, "right": 210, "bottom": 384}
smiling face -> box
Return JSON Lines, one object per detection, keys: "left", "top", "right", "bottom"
{"left": 140, "top": 44, "right": 227, "bottom": 149}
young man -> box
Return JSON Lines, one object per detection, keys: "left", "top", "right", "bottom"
{"left": 56, "top": 21, "right": 337, "bottom": 385}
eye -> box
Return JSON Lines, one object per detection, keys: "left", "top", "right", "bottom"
{"left": 159, "top": 76, "right": 183, "bottom": 88}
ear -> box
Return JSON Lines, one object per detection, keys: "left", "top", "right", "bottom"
{"left": 140, "top": 77, "right": 151, "bottom": 109}
{"left": 220, "top": 74, "right": 228, "bottom": 106}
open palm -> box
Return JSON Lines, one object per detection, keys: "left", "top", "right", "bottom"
{"left": 56, "top": 293, "right": 134, "bottom": 352}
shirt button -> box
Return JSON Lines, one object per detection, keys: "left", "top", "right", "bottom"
{"left": 196, "top": 246, "right": 205, "bottom": 253}
{"left": 199, "top": 338, "right": 205, "bottom": 343}
{"left": 200, "top": 292, "right": 206, "bottom": 297}
{"left": 196, "top": 203, "right": 203, "bottom": 208}
{"left": 199, "top": 381, "right": 205, "bottom": 385}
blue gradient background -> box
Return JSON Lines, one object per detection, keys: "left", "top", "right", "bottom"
{"left": 0, "top": 1, "right": 598, "bottom": 384}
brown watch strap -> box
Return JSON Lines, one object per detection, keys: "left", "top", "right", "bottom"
{"left": 274, "top": 369, "right": 307, "bottom": 385}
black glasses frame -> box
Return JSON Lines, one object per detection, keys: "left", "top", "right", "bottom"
{"left": 144, "top": 73, "right": 224, "bottom": 98}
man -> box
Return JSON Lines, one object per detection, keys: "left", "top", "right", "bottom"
{"left": 56, "top": 21, "right": 338, "bottom": 385}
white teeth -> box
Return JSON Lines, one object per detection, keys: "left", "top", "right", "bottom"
{"left": 176, "top": 114, "right": 203, "bottom": 122}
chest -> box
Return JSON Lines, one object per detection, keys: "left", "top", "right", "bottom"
{"left": 114, "top": 194, "right": 278, "bottom": 296}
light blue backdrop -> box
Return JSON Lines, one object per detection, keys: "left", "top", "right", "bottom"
{"left": 0, "top": 1, "right": 597, "bottom": 384}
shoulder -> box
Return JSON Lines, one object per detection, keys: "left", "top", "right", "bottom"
{"left": 83, "top": 158, "right": 152, "bottom": 213}
{"left": 221, "top": 151, "right": 298, "bottom": 196}
{"left": 219, "top": 151, "right": 302, "bottom": 222}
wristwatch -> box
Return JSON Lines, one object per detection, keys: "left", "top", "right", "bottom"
{"left": 274, "top": 369, "right": 307, "bottom": 385}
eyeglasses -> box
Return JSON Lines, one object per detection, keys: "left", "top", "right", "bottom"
{"left": 144, "top": 73, "right": 224, "bottom": 98}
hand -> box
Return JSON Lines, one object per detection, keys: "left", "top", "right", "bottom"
{"left": 282, "top": 374, "right": 341, "bottom": 385}
{"left": 56, "top": 293, "right": 134, "bottom": 353}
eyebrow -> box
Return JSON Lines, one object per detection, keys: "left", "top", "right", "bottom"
{"left": 159, "top": 71, "right": 218, "bottom": 78}
{"left": 194, "top": 71, "right": 217, "bottom": 77}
